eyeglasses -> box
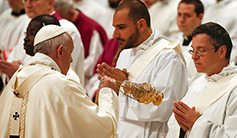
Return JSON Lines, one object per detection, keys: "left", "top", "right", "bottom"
{"left": 189, "top": 48, "right": 216, "bottom": 57}
{"left": 22, "top": 0, "right": 40, "bottom": 4}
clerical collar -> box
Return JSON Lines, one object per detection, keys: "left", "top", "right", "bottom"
{"left": 182, "top": 35, "right": 192, "bottom": 46}
{"left": 11, "top": 9, "right": 25, "bottom": 17}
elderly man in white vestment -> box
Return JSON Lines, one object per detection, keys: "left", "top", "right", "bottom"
{"left": 0, "top": 25, "right": 119, "bottom": 138}
{"left": 170, "top": 0, "right": 205, "bottom": 86}
{"left": 1, "top": 0, "right": 85, "bottom": 87}
{"left": 97, "top": 0, "right": 188, "bottom": 137}
{"left": 166, "top": 22, "right": 237, "bottom": 138}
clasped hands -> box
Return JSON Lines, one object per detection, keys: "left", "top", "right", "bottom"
{"left": 97, "top": 62, "right": 128, "bottom": 94}
{"left": 172, "top": 101, "right": 201, "bottom": 132}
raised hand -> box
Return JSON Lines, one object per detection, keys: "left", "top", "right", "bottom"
{"left": 0, "top": 60, "right": 21, "bottom": 77}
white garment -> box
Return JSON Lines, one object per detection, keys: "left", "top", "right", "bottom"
{"left": 84, "top": 30, "right": 103, "bottom": 79}
{"left": 0, "top": 9, "right": 30, "bottom": 59}
{"left": 0, "top": 0, "right": 10, "bottom": 15}
{"left": 170, "top": 33, "right": 204, "bottom": 86}
{"left": 166, "top": 61, "right": 237, "bottom": 138}
{"left": 7, "top": 14, "right": 85, "bottom": 86}
{"left": 0, "top": 53, "right": 119, "bottom": 138}
{"left": 149, "top": 0, "right": 179, "bottom": 35}
{"left": 117, "top": 29, "right": 188, "bottom": 138}
{"left": 99, "top": 7, "right": 115, "bottom": 38}
{"left": 202, "top": 0, "right": 237, "bottom": 63}
{"left": 73, "top": 0, "right": 107, "bottom": 27}
{"left": 92, "top": 0, "right": 109, "bottom": 8}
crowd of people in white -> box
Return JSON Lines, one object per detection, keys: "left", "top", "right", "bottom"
{"left": 0, "top": 0, "right": 237, "bottom": 137}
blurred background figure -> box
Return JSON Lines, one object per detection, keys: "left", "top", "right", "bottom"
{"left": 0, "top": 0, "right": 10, "bottom": 15}
{"left": 72, "top": 0, "right": 107, "bottom": 28}
{"left": 144, "top": 0, "right": 180, "bottom": 35}
{"left": 0, "top": 0, "right": 30, "bottom": 93}
{"left": 0, "top": 0, "right": 30, "bottom": 60}
{"left": 169, "top": 0, "right": 205, "bottom": 86}
{"left": 2, "top": 0, "right": 85, "bottom": 88}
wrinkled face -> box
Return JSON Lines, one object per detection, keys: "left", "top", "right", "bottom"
{"left": 177, "top": 3, "right": 202, "bottom": 36}
{"left": 112, "top": 8, "right": 140, "bottom": 49}
{"left": 60, "top": 33, "right": 74, "bottom": 75}
{"left": 23, "top": 20, "right": 42, "bottom": 56}
{"left": 24, "top": 0, "right": 52, "bottom": 19}
{"left": 191, "top": 34, "right": 221, "bottom": 76}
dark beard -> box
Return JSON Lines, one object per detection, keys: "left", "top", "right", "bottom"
{"left": 123, "top": 27, "right": 140, "bottom": 49}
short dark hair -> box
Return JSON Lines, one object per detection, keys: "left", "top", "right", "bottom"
{"left": 179, "top": 0, "right": 204, "bottom": 16}
{"left": 192, "top": 22, "right": 233, "bottom": 60}
{"left": 32, "top": 14, "right": 60, "bottom": 28}
{"left": 116, "top": 0, "right": 151, "bottom": 27}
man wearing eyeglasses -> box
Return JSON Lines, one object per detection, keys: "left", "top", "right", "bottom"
{"left": 166, "top": 22, "right": 237, "bottom": 138}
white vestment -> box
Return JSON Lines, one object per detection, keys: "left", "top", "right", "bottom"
{"left": 7, "top": 12, "right": 85, "bottom": 86}
{"left": 0, "top": 53, "right": 119, "bottom": 138}
{"left": 117, "top": 29, "right": 188, "bottom": 138}
{"left": 202, "top": 0, "right": 237, "bottom": 63}
{"left": 166, "top": 61, "right": 237, "bottom": 138}
{"left": 149, "top": 0, "right": 179, "bottom": 35}
{"left": 0, "top": 9, "right": 30, "bottom": 59}
{"left": 0, "top": 0, "right": 9, "bottom": 15}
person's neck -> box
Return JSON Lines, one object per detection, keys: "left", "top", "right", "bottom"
{"left": 141, "top": 28, "right": 153, "bottom": 43}
{"left": 207, "top": 61, "right": 229, "bottom": 76}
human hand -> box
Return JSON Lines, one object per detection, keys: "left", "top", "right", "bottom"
{"left": 98, "top": 76, "right": 119, "bottom": 94}
{"left": 95, "top": 76, "right": 120, "bottom": 105}
{"left": 0, "top": 60, "right": 21, "bottom": 77}
{"left": 96, "top": 62, "right": 128, "bottom": 82}
{"left": 172, "top": 101, "right": 201, "bottom": 132}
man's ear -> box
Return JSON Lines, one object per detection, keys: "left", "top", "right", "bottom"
{"left": 56, "top": 45, "right": 64, "bottom": 60}
{"left": 137, "top": 18, "right": 146, "bottom": 33}
{"left": 198, "top": 13, "right": 203, "bottom": 25}
{"left": 219, "top": 45, "right": 227, "bottom": 59}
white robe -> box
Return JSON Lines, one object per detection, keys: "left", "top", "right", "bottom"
{"left": 166, "top": 61, "right": 237, "bottom": 138}
{"left": 0, "top": 0, "right": 10, "bottom": 15}
{"left": 149, "top": 0, "right": 179, "bottom": 36}
{"left": 0, "top": 9, "right": 30, "bottom": 59}
{"left": 7, "top": 13, "right": 85, "bottom": 86}
{"left": 116, "top": 29, "right": 188, "bottom": 138}
{"left": 202, "top": 0, "right": 237, "bottom": 63}
{"left": 0, "top": 53, "right": 119, "bottom": 138}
